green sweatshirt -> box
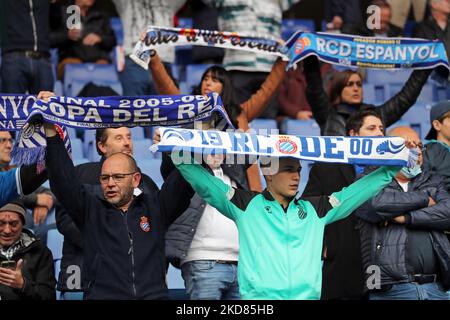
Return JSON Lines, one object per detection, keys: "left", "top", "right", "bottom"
{"left": 175, "top": 157, "right": 400, "bottom": 300}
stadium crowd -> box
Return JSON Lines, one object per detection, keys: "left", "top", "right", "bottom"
{"left": 0, "top": 0, "right": 450, "bottom": 301}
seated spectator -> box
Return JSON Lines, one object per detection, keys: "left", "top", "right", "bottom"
{"left": 0, "top": 201, "right": 56, "bottom": 300}
{"left": 357, "top": 126, "right": 450, "bottom": 300}
{"left": 0, "top": 131, "right": 55, "bottom": 240}
{"left": 413, "top": 0, "right": 450, "bottom": 73}
{"left": 303, "top": 108, "right": 385, "bottom": 300}
{"left": 423, "top": 101, "right": 450, "bottom": 191}
{"left": 50, "top": 0, "right": 116, "bottom": 79}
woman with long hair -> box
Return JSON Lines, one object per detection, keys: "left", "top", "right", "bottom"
{"left": 149, "top": 50, "right": 286, "bottom": 192}
{"left": 303, "top": 56, "right": 432, "bottom": 136}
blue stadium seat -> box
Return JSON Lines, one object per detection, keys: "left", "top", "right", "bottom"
{"left": 387, "top": 83, "right": 433, "bottom": 104}
{"left": 83, "top": 129, "right": 101, "bottom": 162}
{"left": 362, "top": 84, "right": 377, "bottom": 104}
{"left": 53, "top": 80, "right": 64, "bottom": 96}
{"left": 283, "top": 119, "right": 321, "bottom": 136}
{"left": 47, "top": 229, "right": 64, "bottom": 260}
{"left": 130, "top": 126, "right": 145, "bottom": 140}
{"left": 249, "top": 119, "right": 278, "bottom": 134}
{"left": 186, "top": 64, "right": 214, "bottom": 91}
{"left": 177, "top": 18, "right": 193, "bottom": 29}
{"left": 401, "top": 103, "right": 431, "bottom": 139}
{"left": 110, "top": 17, "right": 124, "bottom": 45}
{"left": 71, "top": 138, "right": 85, "bottom": 160}
{"left": 282, "top": 19, "right": 315, "bottom": 40}
{"left": 132, "top": 139, "right": 153, "bottom": 160}
{"left": 298, "top": 160, "right": 313, "bottom": 195}
{"left": 64, "top": 63, "right": 121, "bottom": 96}
{"left": 137, "top": 158, "right": 164, "bottom": 188}
{"left": 66, "top": 127, "right": 77, "bottom": 140}
{"left": 365, "top": 69, "right": 412, "bottom": 85}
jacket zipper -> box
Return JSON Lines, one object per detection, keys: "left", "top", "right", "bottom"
{"left": 28, "top": 0, "right": 38, "bottom": 51}
{"left": 281, "top": 204, "right": 292, "bottom": 297}
{"left": 124, "top": 215, "right": 137, "bottom": 298}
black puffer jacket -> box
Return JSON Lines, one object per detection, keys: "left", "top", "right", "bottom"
{"left": 0, "top": 230, "right": 56, "bottom": 300}
{"left": 356, "top": 170, "right": 450, "bottom": 290}
{"left": 162, "top": 153, "right": 249, "bottom": 268}
{"left": 304, "top": 57, "right": 432, "bottom": 136}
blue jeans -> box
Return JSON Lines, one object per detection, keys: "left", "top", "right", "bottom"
{"left": 369, "top": 282, "right": 450, "bottom": 300}
{"left": 119, "top": 57, "right": 156, "bottom": 96}
{"left": 1, "top": 52, "right": 54, "bottom": 94}
{"left": 181, "top": 260, "right": 240, "bottom": 300}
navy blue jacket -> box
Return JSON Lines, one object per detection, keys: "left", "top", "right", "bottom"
{"left": 46, "top": 135, "right": 193, "bottom": 299}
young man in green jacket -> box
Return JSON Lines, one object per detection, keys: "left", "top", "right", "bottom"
{"left": 171, "top": 151, "right": 413, "bottom": 300}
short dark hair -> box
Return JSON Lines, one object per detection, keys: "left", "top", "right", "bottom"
{"left": 345, "top": 108, "right": 384, "bottom": 135}
{"left": 95, "top": 129, "right": 109, "bottom": 156}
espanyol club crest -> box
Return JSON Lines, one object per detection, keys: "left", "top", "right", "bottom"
{"left": 140, "top": 216, "right": 151, "bottom": 232}
{"left": 275, "top": 137, "right": 298, "bottom": 155}
{"left": 294, "top": 36, "right": 311, "bottom": 55}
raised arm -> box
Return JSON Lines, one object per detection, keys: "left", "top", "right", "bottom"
{"left": 44, "top": 125, "right": 90, "bottom": 228}
{"left": 149, "top": 52, "right": 180, "bottom": 95}
{"left": 323, "top": 166, "right": 401, "bottom": 225}
{"left": 240, "top": 58, "right": 287, "bottom": 122}
{"left": 172, "top": 152, "right": 245, "bottom": 222}
{"left": 303, "top": 56, "right": 332, "bottom": 129}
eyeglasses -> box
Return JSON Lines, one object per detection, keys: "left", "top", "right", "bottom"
{"left": 0, "top": 138, "right": 13, "bottom": 145}
{"left": 99, "top": 172, "right": 137, "bottom": 184}
{"left": 345, "top": 81, "right": 362, "bottom": 88}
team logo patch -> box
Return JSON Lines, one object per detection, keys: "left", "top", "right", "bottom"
{"left": 21, "top": 123, "right": 37, "bottom": 139}
{"left": 376, "top": 140, "right": 405, "bottom": 155}
{"left": 264, "top": 206, "right": 272, "bottom": 214}
{"left": 294, "top": 36, "right": 311, "bottom": 55}
{"left": 275, "top": 137, "right": 298, "bottom": 155}
{"left": 140, "top": 216, "right": 151, "bottom": 232}
{"left": 298, "top": 207, "right": 307, "bottom": 220}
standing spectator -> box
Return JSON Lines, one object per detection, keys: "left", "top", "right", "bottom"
{"left": 202, "top": 0, "right": 300, "bottom": 119}
{"left": 413, "top": 0, "right": 450, "bottom": 67}
{"left": 0, "top": 201, "right": 56, "bottom": 300}
{"left": 303, "top": 108, "right": 385, "bottom": 300}
{"left": 303, "top": 56, "right": 432, "bottom": 136}
{"left": 357, "top": 126, "right": 450, "bottom": 300}
{"left": 423, "top": 100, "right": 450, "bottom": 191}
{"left": 112, "top": 0, "right": 186, "bottom": 96}
{"left": 43, "top": 119, "right": 193, "bottom": 299}
{"left": 387, "top": 0, "right": 427, "bottom": 33}
{"left": 0, "top": 0, "right": 54, "bottom": 93}
{"left": 50, "top": 0, "right": 117, "bottom": 80}
{"left": 161, "top": 150, "right": 247, "bottom": 300}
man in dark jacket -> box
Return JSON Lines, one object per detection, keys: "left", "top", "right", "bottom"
{"left": 0, "top": 0, "right": 54, "bottom": 93}
{"left": 44, "top": 122, "right": 194, "bottom": 300}
{"left": 55, "top": 127, "right": 159, "bottom": 299}
{"left": 413, "top": 0, "right": 450, "bottom": 69}
{"left": 0, "top": 201, "right": 55, "bottom": 300}
{"left": 303, "top": 108, "right": 385, "bottom": 300}
{"left": 423, "top": 100, "right": 450, "bottom": 191}
{"left": 357, "top": 126, "right": 450, "bottom": 300}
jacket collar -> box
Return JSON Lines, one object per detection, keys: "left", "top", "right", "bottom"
{"left": 262, "top": 189, "right": 298, "bottom": 204}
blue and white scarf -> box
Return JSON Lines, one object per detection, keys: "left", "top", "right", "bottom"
{"left": 0, "top": 93, "right": 232, "bottom": 167}
{"left": 153, "top": 127, "right": 416, "bottom": 167}
{"left": 132, "top": 26, "right": 449, "bottom": 73}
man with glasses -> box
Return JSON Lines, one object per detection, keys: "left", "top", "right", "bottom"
{"left": 356, "top": 126, "right": 450, "bottom": 300}
{"left": 0, "top": 201, "right": 56, "bottom": 300}
{"left": 43, "top": 122, "right": 194, "bottom": 299}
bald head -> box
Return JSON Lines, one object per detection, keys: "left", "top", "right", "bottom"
{"left": 103, "top": 152, "right": 138, "bottom": 173}
{"left": 388, "top": 126, "right": 420, "bottom": 143}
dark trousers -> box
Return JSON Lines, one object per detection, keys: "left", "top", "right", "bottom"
{"left": 1, "top": 52, "right": 54, "bottom": 94}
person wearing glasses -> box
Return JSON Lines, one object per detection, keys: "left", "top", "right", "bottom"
{"left": 302, "top": 55, "right": 432, "bottom": 136}
{"left": 42, "top": 121, "right": 194, "bottom": 300}
{"left": 356, "top": 126, "right": 450, "bottom": 300}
